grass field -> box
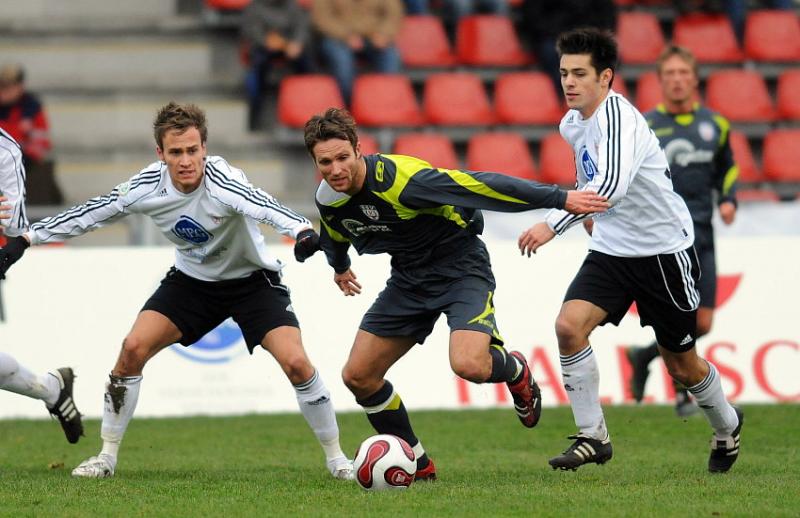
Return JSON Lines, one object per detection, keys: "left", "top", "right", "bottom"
{"left": 1, "top": 404, "right": 797, "bottom": 517}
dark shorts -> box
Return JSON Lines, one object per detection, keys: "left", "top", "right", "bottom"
{"left": 564, "top": 247, "right": 700, "bottom": 352}
{"left": 360, "top": 238, "right": 504, "bottom": 346}
{"left": 693, "top": 227, "right": 717, "bottom": 309}
{"left": 142, "top": 267, "right": 299, "bottom": 353}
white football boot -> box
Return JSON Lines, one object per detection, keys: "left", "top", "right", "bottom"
{"left": 327, "top": 456, "right": 354, "bottom": 480}
{"left": 72, "top": 454, "right": 116, "bottom": 478}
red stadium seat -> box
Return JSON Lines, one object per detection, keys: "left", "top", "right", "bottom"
{"left": 762, "top": 129, "right": 800, "bottom": 182}
{"left": 744, "top": 10, "right": 800, "bottom": 61}
{"left": 538, "top": 132, "right": 576, "bottom": 186}
{"left": 455, "top": 15, "right": 528, "bottom": 66}
{"left": 728, "top": 132, "right": 761, "bottom": 183}
{"left": 423, "top": 73, "right": 494, "bottom": 125}
{"left": 358, "top": 133, "right": 379, "bottom": 155}
{"left": 277, "top": 75, "right": 344, "bottom": 128}
{"left": 351, "top": 74, "right": 423, "bottom": 127}
{"left": 393, "top": 133, "right": 460, "bottom": 170}
{"left": 397, "top": 15, "right": 456, "bottom": 67}
{"left": 706, "top": 70, "right": 775, "bottom": 122}
{"left": 205, "top": 0, "right": 250, "bottom": 9}
{"left": 736, "top": 189, "right": 780, "bottom": 202}
{"left": 466, "top": 132, "right": 537, "bottom": 179}
{"left": 617, "top": 12, "right": 666, "bottom": 64}
{"left": 777, "top": 69, "right": 800, "bottom": 120}
{"left": 634, "top": 72, "right": 662, "bottom": 113}
{"left": 494, "top": 72, "right": 562, "bottom": 125}
{"left": 673, "top": 14, "right": 743, "bottom": 63}
{"left": 611, "top": 77, "right": 630, "bottom": 100}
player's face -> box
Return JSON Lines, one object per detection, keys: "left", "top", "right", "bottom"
{"left": 658, "top": 54, "right": 698, "bottom": 106}
{"left": 157, "top": 127, "right": 207, "bottom": 194}
{"left": 560, "top": 54, "right": 612, "bottom": 118}
{"left": 312, "top": 138, "right": 364, "bottom": 195}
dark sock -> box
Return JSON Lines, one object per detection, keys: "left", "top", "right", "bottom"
{"left": 357, "top": 380, "right": 421, "bottom": 456}
{"left": 487, "top": 346, "right": 522, "bottom": 384}
{"left": 640, "top": 341, "right": 660, "bottom": 363}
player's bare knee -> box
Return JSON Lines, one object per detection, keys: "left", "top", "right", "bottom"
{"left": 450, "top": 356, "right": 487, "bottom": 383}
{"left": 281, "top": 354, "right": 314, "bottom": 385}
{"left": 341, "top": 366, "right": 377, "bottom": 396}
{"left": 554, "top": 315, "right": 586, "bottom": 351}
{"left": 117, "top": 335, "right": 149, "bottom": 374}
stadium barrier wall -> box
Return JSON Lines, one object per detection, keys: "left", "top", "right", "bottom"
{"left": 0, "top": 237, "right": 797, "bottom": 419}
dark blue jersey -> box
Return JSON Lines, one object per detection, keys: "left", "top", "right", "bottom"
{"left": 315, "top": 154, "right": 568, "bottom": 273}
{"left": 645, "top": 103, "right": 738, "bottom": 229}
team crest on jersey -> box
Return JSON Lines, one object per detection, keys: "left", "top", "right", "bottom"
{"left": 580, "top": 147, "right": 598, "bottom": 180}
{"left": 116, "top": 181, "right": 131, "bottom": 195}
{"left": 360, "top": 205, "right": 380, "bottom": 221}
{"left": 698, "top": 121, "right": 716, "bottom": 142}
{"left": 172, "top": 215, "right": 213, "bottom": 244}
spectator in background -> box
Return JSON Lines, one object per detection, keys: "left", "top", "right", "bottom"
{"left": 520, "top": 0, "right": 617, "bottom": 93}
{"left": 403, "top": 0, "right": 428, "bottom": 14}
{"left": 311, "top": 0, "right": 404, "bottom": 104}
{"left": 673, "top": 0, "right": 794, "bottom": 43}
{"left": 403, "top": 0, "right": 508, "bottom": 17}
{"left": 0, "top": 63, "right": 63, "bottom": 205}
{"left": 241, "top": 0, "right": 314, "bottom": 130}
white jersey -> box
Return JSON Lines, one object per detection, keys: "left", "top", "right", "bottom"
{"left": 26, "top": 156, "right": 311, "bottom": 281}
{"left": 545, "top": 90, "right": 695, "bottom": 257}
{"left": 0, "top": 127, "right": 29, "bottom": 237}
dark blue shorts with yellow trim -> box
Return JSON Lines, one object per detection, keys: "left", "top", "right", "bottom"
{"left": 359, "top": 239, "right": 503, "bottom": 345}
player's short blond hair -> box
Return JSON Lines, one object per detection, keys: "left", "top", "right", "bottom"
{"left": 656, "top": 45, "right": 698, "bottom": 78}
{"left": 153, "top": 102, "right": 208, "bottom": 149}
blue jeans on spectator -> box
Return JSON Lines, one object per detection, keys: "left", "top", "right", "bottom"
{"left": 245, "top": 45, "right": 313, "bottom": 129}
{"left": 724, "top": 0, "right": 793, "bottom": 42}
{"left": 320, "top": 37, "right": 402, "bottom": 104}
{"left": 444, "top": 0, "right": 509, "bottom": 19}
{"left": 404, "top": 0, "right": 428, "bottom": 14}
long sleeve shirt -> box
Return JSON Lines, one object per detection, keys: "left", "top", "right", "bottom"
{"left": 0, "top": 127, "right": 28, "bottom": 239}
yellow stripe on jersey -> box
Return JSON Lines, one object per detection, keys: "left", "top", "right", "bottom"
{"left": 722, "top": 165, "right": 739, "bottom": 196}
{"left": 712, "top": 114, "right": 731, "bottom": 147}
{"left": 418, "top": 205, "right": 468, "bottom": 228}
{"left": 372, "top": 154, "right": 426, "bottom": 220}
{"left": 320, "top": 218, "right": 350, "bottom": 243}
{"left": 440, "top": 169, "right": 528, "bottom": 205}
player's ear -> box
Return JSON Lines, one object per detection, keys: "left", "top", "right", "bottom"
{"left": 354, "top": 140, "right": 361, "bottom": 159}
{"left": 156, "top": 146, "right": 165, "bottom": 162}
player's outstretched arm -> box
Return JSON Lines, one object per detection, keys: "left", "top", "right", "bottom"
{"left": 333, "top": 268, "right": 361, "bottom": 296}
{"left": 0, "top": 234, "right": 30, "bottom": 278}
{"left": 518, "top": 222, "right": 555, "bottom": 257}
{"left": 564, "top": 190, "right": 608, "bottom": 215}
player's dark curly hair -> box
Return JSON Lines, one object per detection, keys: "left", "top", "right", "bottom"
{"left": 303, "top": 108, "right": 359, "bottom": 156}
{"left": 557, "top": 28, "right": 619, "bottom": 88}
{"left": 153, "top": 102, "right": 208, "bottom": 149}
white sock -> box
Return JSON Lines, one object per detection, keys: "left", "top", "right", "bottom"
{"left": 561, "top": 346, "right": 608, "bottom": 440}
{"left": 0, "top": 351, "right": 60, "bottom": 406}
{"left": 99, "top": 374, "right": 142, "bottom": 460}
{"left": 294, "top": 370, "right": 345, "bottom": 461}
{"left": 688, "top": 361, "right": 738, "bottom": 436}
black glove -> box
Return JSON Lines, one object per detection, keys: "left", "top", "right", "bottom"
{"left": 0, "top": 235, "right": 30, "bottom": 279}
{"left": 294, "top": 228, "right": 320, "bottom": 262}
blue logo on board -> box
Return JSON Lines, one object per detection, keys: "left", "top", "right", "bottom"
{"left": 170, "top": 318, "right": 245, "bottom": 364}
{"left": 581, "top": 147, "right": 598, "bottom": 181}
{"left": 172, "top": 215, "right": 213, "bottom": 244}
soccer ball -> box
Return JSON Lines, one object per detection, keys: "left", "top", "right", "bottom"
{"left": 353, "top": 434, "right": 416, "bottom": 491}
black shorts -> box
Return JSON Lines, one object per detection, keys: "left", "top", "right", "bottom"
{"left": 694, "top": 227, "right": 717, "bottom": 309}
{"left": 360, "top": 238, "right": 503, "bottom": 346}
{"left": 564, "top": 248, "right": 700, "bottom": 352}
{"left": 142, "top": 267, "right": 299, "bottom": 353}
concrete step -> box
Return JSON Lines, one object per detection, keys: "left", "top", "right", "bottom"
{"left": 47, "top": 97, "right": 252, "bottom": 150}
{"left": 0, "top": 0, "right": 177, "bottom": 21}
{"left": 0, "top": 37, "right": 218, "bottom": 91}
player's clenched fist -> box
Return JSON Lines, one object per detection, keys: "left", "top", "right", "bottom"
{"left": 0, "top": 235, "right": 30, "bottom": 279}
{"left": 294, "top": 228, "right": 321, "bottom": 262}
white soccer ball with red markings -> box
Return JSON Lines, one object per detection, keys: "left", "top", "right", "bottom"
{"left": 353, "top": 434, "right": 416, "bottom": 491}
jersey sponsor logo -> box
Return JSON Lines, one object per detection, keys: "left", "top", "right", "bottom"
{"left": 698, "top": 121, "right": 716, "bottom": 142}
{"left": 360, "top": 205, "right": 380, "bottom": 221}
{"left": 341, "top": 218, "right": 391, "bottom": 237}
{"left": 170, "top": 318, "right": 245, "bottom": 364}
{"left": 580, "top": 147, "right": 598, "bottom": 181}
{"left": 664, "top": 139, "right": 714, "bottom": 167}
{"left": 172, "top": 215, "right": 213, "bottom": 244}
{"left": 116, "top": 181, "right": 131, "bottom": 195}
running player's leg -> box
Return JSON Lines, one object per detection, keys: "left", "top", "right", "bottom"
{"left": 73, "top": 310, "right": 181, "bottom": 478}
{"left": 259, "top": 325, "right": 352, "bottom": 480}
{"left": 341, "top": 331, "right": 437, "bottom": 477}
{"left": 0, "top": 352, "right": 83, "bottom": 443}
